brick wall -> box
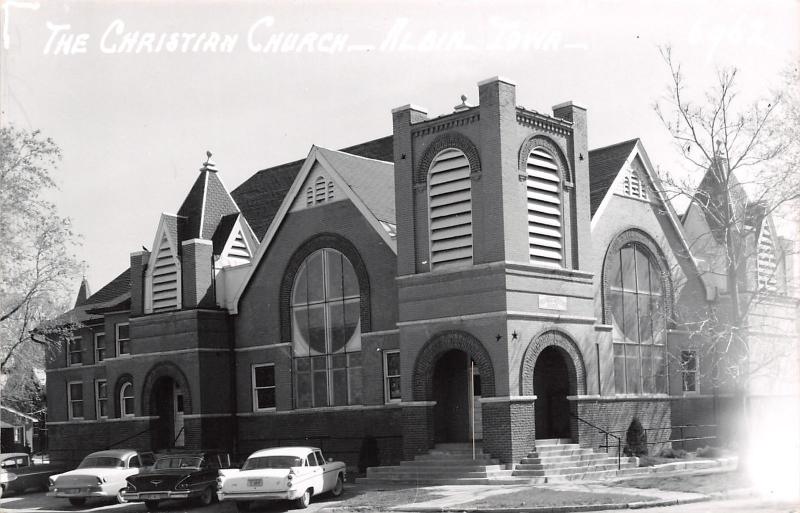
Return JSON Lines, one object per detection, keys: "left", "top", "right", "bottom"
{"left": 238, "top": 407, "right": 403, "bottom": 473}
{"left": 574, "top": 397, "right": 671, "bottom": 456}
{"left": 481, "top": 399, "right": 536, "bottom": 464}
{"left": 49, "top": 419, "right": 152, "bottom": 466}
{"left": 401, "top": 404, "right": 434, "bottom": 460}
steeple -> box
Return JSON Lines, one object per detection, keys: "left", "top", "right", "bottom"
{"left": 74, "top": 278, "right": 91, "bottom": 307}
{"left": 177, "top": 151, "right": 240, "bottom": 241}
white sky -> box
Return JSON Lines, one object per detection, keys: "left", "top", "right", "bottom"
{"left": 2, "top": 0, "right": 798, "bottom": 294}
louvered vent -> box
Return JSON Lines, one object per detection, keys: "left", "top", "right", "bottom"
{"left": 314, "top": 176, "right": 326, "bottom": 203}
{"left": 757, "top": 221, "right": 778, "bottom": 293}
{"left": 429, "top": 148, "right": 473, "bottom": 269}
{"left": 623, "top": 167, "right": 647, "bottom": 199}
{"left": 227, "top": 230, "right": 251, "bottom": 265}
{"left": 526, "top": 147, "right": 563, "bottom": 266}
{"left": 152, "top": 234, "right": 179, "bottom": 312}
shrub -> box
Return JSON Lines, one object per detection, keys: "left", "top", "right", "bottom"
{"left": 623, "top": 417, "right": 649, "bottom": 457}
{"left": 696, "top": 446, "right": 723, "bottom": 458}
{"left": 657, "top": 447, "right": 688, "bottom": 459}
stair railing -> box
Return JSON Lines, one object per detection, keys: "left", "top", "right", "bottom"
{"left": 568, "top": 412, "right": 622, "bottom": 470}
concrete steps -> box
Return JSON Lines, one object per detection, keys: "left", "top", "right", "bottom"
{"left": 512, "top": 439, "right": 640, "bottom": 481}
{"left": 359, "top": 440, "right": 645, "bottom": 486}
{"left": 360, "top": 443, "right": 531, "bottom": 485}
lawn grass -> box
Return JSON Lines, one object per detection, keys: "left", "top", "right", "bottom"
{"left": 463, "top": 488, "right": 659, "bottom": 508}
{"left": 326, "top": 485, "right": 443, "bottom": 510}
{"left": 612, "top": 470, "right": 751, "bottom": 495}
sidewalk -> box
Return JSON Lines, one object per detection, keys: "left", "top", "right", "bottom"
{"left": 325, "top": 458, "right": 750, "bottom": 513}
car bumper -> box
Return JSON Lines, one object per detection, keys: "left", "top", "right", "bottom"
{"left": 123, "top": 490, "right": 194, "bottom": 501}
{"left": 217, "top": 489, "right": 303, "bottom": 502}
{"left": 48, "top": 486, "right": 112, "bottom": 498}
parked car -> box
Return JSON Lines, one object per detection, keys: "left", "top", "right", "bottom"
{"left": 217, "top": 447, "right": 345, "bottom": 510}
{"left": 0, "top": 453, "right": 64, "bottom": 498}
{"left": 123, "top": 451, "right": 232, "bottom": 510}
{"left": 48, "top": 449, "right": 156, "bottom": 506}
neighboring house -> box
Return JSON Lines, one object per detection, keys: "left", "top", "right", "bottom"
{"left": 1, "top": 406, "right": 37, "bottom": 453}
{"left": 45, "top": 77, "right": 798, "bottom": 468}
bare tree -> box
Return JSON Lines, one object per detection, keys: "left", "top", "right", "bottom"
{"left": 0, "top": 125, "right": 82, "bottom": 411}
{"left": 654, "top": 46, "right": 800, "bottom": 456}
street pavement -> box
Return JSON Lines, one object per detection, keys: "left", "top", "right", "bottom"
{"left": 2, "top": 486, "right": 798, "bottom": 513}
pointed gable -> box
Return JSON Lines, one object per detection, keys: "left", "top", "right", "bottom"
{"left": 74, "top": 278, "right": 92, "bottom": 307}
{"left": 145, "top": 215, "right": 183, "bottom": 313}
{"left": 588, "top": 139, "right": 639, "bottom": 216}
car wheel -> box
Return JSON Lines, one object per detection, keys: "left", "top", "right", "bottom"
{"left": 236, "top": 501, "right": 250, "bottom": 512}
{"left": 144, "top": 500, "right": 160, "bottom": 510}
{"left": 68, "top": 497, "right": 87, "bottom": 507}
{"left": 331, "top": 474, "right": 344, "bottom": 497}
{"left": 293, "top": 488, "right": 311, "bottom": 509}
{"left": 116, "top": 489, "right": 128, "bottom": 504}
{"left": 194, "top": 486, "right": 214, "bottom": 507}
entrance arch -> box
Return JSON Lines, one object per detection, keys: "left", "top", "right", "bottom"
{"left": 142, "top": 362, "right": 191, "bottom": 450}
{"left": 521, "top": 330, "right": 586, "bottom": 440}
{"left": 412, "top": 331, "right": 495, "bottom": 443}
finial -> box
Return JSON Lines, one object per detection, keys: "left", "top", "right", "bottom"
{"left": 453, "top": 94, "right": 473, "bottom": 112}
{"left": 201, "top": 150, "right": 217, "bottom": 172}
{"left": 715, "top": 140, "right": 723, "bottom": 155}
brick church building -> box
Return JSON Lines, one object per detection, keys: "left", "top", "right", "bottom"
{"left": 46, "top": 77, "right": 798, "bottom": 470}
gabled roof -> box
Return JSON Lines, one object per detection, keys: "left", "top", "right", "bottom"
{"left": 74, "top": 278, "right": 91, "bottom": 307}
{"left": 588, "top": 138, "right": 639, "bottom": 216}
{"left": 83, "top": 268, "right": 131, "bottom": 306}
{"left": 1, "top": 405, "right": 38, "bottom": 425}
{"left": 232, "top": 144, "right": 396, "bottom": 313}
{"left": 232, "top": 136, "right": 393, "bottom": 240}
{"left": 315, "top": 147, "right": 395, "bottom": 225}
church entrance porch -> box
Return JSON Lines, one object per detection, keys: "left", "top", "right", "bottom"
{"left": 432, "top": 350, "right": 482, "bottom": 443}
{"left": 150, "top": 377, "right": 185, "bottom": 450}
{"left": 533, "top": 346, "right": 572, "bottom": 439}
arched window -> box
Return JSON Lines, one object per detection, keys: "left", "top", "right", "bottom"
{"left": 291, "top": 248, "right": 362, "bottom": 408}
{"left": 608, "top": 242, "right": 667, "bottom": 394}
{"left": 120, "top": 382, "right": 135, "bottom": 417}
{"left": 428, "top": 148, "right": 473, "bottom": 270}
{"left": 525, "top": 147, "right": 563, "bottom": 266}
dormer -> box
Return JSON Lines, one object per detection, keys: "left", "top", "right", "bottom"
{"left": 144, "top": 215, "right": 183, "bottom": 313}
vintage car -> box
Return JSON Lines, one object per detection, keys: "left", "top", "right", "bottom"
{"left": 0, "top": 453, "right": 63, "bottom": 498}
{"left": 48, "top": 449, "right": 156, "bottom": 506}
{"left": 217, "top": 447, "right": 345, "bottom": 510}
{"left": 123, "top": 451, "right": 232, "bottom": 510}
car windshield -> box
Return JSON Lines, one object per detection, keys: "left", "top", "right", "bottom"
{"left": 153, "top": 457, "right": 202, "bottom": 470}
{"left": 79, "top": 457, "right": 124, "bottom": 468}
{"left": 242, "top": 456, "right": 303, "bottom": 470}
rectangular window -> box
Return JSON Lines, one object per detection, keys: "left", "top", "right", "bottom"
{"left": 116, "top": 323, "right": 130, "bottom": 356}
{"left": 68, "top": 381, "right": 84, "bottom": 419}
{"left": 681, "top": 350, "right": 698, "bottom": 393}
{"left": 67, "top": 337, "right": 82, "bottom": 366}
{"left": 252, "top": 364, "right": 276, "bottom": 411}
{"left": 95, "top": 332, "right": 106, "bottom": 362}
{"left": 384, "top": 350, "right": 401, "bottom": 402}
{"left": 96, "top": 380, "right": 108, "bottom": 418}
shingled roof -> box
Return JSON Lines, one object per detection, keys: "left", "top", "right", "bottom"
{"left": 232, "top": 136, "right": 393, "bottom": 240}
{"left": 83, "top": 268, "right": 130, "bottom": 306}
{"left": 588, "top": 139, "right": 639, "bottom": 216}
{"left": 316, "top": 147, "right": 396, "bottom": 225}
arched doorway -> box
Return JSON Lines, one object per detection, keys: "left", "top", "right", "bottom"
{"left": 432, "top": 350, "right": 482, "bottom": 443}
{"left": 533, "top": 347, "right": 571, "bottom": 439}
{"left": 150, "top": 377, "right": 185, "bottom": 450}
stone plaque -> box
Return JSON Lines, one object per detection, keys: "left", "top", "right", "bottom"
{"left": 538, "top": 294, "right": 567, "bottom": 311}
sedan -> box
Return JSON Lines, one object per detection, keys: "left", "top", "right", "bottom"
{"left": 124, "top": 451, "right": 232, "bottom": 510}
{"left": 217, "top": 447, "right": 345, "bottom": 510}
{"left": 0, "top": 453, "right": 64, "bottom": 498}
{"left": 48, "top": 449, "right": 155, "bottom": 506}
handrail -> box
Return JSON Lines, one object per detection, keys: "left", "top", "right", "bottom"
{"left": 173, "top": 426, "right": 185, "bottom": 446}
{"left": 569, "top": 412, "right": 622, "bottom": 470}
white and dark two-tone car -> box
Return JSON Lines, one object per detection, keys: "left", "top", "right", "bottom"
{"left": 48, "top": 449, "right": 155, "bottom": 506}
{"left": 217, "top": 447, "right": 345, "bottom": 510}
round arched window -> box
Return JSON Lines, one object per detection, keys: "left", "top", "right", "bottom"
{"left": 607, "top": 242, "right": 668, "bottom": 394}
{"left": 291, "top": 248, "right": 362, "bottom": 408}
{"left": 120, "top": 382, "right": 135, "bottom": 417}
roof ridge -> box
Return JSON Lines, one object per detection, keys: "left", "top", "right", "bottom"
{"left": 589, "top": 138, "right": 640, "bottom": 153}
{"left": 316, "top": 145, "right": 395, "bottom": 166}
